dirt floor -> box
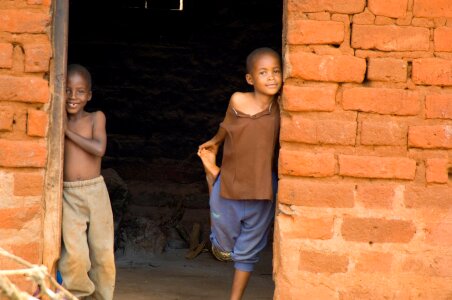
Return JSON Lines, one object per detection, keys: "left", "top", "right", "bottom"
{"left": 114, "top": 247, "right": 274, "bottom": 300}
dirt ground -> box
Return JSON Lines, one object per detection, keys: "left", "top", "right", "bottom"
{"left": 114, "top": 247, "right": 274, "bottom": 300}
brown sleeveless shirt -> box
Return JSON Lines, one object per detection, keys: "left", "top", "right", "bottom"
{"left": 219, "top": 100, "right": 280, "bottom": 200}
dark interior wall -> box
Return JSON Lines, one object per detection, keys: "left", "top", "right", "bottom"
{"left": 68, "top": 0, "right": 281, "bottom": 253}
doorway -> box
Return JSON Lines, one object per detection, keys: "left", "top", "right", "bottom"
{"left": 67, "top": 0, "right": 282, "bottom": 298}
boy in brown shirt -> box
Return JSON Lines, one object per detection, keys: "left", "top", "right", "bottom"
{"left": 198, "top": 48, "right": 282, "bottom": 300}
{"left": 58, "top": 64, "right": 115, "bottom": 300}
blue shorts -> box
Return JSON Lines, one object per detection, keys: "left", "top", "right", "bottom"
{"left": 209, "top": 174, "right": 277, "bottom": 272}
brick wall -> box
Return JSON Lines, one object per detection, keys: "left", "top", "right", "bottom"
{"left": 275, "top": 0, "right": 452, "bottom": 299}
{"left": 0, "top": 0, "right": 52, "bottom": 293}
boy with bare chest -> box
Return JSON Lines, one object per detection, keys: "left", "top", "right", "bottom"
{"left": 59, "top": 64, "right": 115, "bottom": 300}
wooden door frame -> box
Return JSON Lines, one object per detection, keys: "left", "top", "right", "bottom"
{"left": 43, "top": 0, "right": 68, "bottom": 274}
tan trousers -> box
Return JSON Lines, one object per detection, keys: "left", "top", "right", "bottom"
{"left": 58, "top": 176, "right": 116, "bottom": 300}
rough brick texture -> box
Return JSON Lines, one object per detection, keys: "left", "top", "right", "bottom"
{"left": 13, "top": 172, "right": 44, "bottom": 196}
{"left": 434, "top": 27, "right": 452, "bottom": 52}
{"left": 278, "top": 179, "right": 355, "bottom": 207}
{"left": 282, "top": 83, "right": 337, "bottom": 112}
{"left": 367, "top": 58, "right": 407, "bottom": 82}
{"left": 342, "top": 87, "right": 420, "bottom": 116}
{"left": 368, "top": 0, "right": 408, "bottom": 18}
{"left": 352, "top": 25, "right": 430, "bottom": 51}
{"left": 0, "top": 75, "right": 50, "bottom": 103}
{"left": 0, "top": 43, "right": 13, "bottom": 69}
{"left": 339, "top": 155, "right": 416, "bottom": 179}
{"left": 412, "top": 58, "right": 452, "bottom": 86}
{"left": 287, "top": 0, "right": 366, "bottom": 14}
{"left": 287, "top": 50, "right": 366, "bottom": 82}
{"left": 279, "top": 149, "right": 335, "bottom": 177}
{"left": 278, "top": 0, "right": 452, "bottom": 298}
{"left": 287, "top": 20, "right": 344, "bottom": 45}
{"left": 342, "top": 217, "right": 416, "bottom": 243}
{"left": 425, "top": 94, "right": 452, "bottom": 119}
{"left": 0, "top": 140, "right": 47, "bottom": 167}
{"left": 408, "top": 125, "right": 452, "bottom": 149}
{"left": 281, "top": 115, "right": 357, "bottom": 145}
{"left": 413, "top": 0, "right": 452, "bottom": 18}
{"left": 0, "top": 10, "right": 50, "bottom": 33}
{"left": 425, "top": 158, "right": 449, "bottom": 183}
{"left": 27, "top": 109, "right": 49, "bottom": 137}
{"left": 0, "top": 4, "right": 51, "bottom": 292}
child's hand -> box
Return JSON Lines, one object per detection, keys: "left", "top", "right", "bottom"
{"left": 198, "top": 140, "right": 219, "bottom": 155}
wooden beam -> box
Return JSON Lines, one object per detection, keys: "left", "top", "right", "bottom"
{"left": 43, "top": 0, "right": 68, "bottom": 276}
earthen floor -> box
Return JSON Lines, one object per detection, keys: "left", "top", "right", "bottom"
{"left": 114, "top": 247, "right": 274, "bottom": 300}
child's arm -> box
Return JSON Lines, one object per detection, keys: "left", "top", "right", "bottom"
{"left": 65, "top": 111, "right": 107, "bottom": 157}
{"left": 198, "top": 93, "right": 240, "bottom": 153}
{"left": 198, "top": 127, "right": 226, "bottom": 154}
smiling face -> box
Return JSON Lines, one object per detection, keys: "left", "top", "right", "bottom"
{"left": 246, "top": 52, "right": 282, "bottom": 96}
{"left": 66, "top": 71, "right": 92, "bottom": 115}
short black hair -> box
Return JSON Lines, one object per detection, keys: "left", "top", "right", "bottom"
{"left": 67, "top": 64, "right": 92, "bottom": 90}
{"left": 246, "top": 47, "right": 280, "bottom": 73}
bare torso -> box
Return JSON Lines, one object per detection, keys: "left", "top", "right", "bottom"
{"left": 64, "top": 112, "right": 103, "bottom": 182}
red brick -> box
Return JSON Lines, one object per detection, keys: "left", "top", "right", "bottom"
{"left": 0, "top": 107, "right": 14, "bottom": 132}
{"left": 13, "top": 172, "right": 44, "bottom": 196}
{"left": 282, "top": 83, "right": 337, "bottom": 112}
{"left": 27, "top": 0, "right": 51, "bottom": 6}
{"left": 408, "top": 125, "right": 452, "bottom": 149}
{"left": 0, "top": 205, "right": 41, "bottom": 229}
{"left": 287, "top": 50, "right": 366, "bottom": 83}
{"left": 356, "top": 184, "right": 397, "bottom": 209}
{"left": 339, "top": 287, "right": 411, "bottom": 300}
{"left": 280, "top": 115, "right": 357, "bottom": 145}
{"left": 405, "top": 185, "right": 452, "bottom": 208}
{"left": 425, "top": 158, "right": 449, "bottom": 184}
{"left": 367, "top": 58, "right": 408, "bottom": 82}
{"left": 279, "top": 149, "right": 336, "bottom": 177}
{"left": 278, "top": 179, "right": 355, "bottom": 207}
{"left": 360, "top": 121, "right": 407, "bottom": 146}
{"left": 0, "top": 139, "right": 47, "bottom": 167}
{"left": 0, "top": 43, "right": 13, "bottom": 69}
{"left": 287, "top": 20, "right": 344, "bottom": 45}
{"left": 0, "top": 10, "right": 50, "bottom": 33}
{"left": 351, "top": 25, "right": 430, "bottom": 51}
{"left": 299, "top": 250, "right": 348, "bottom": 273}
{"left": 287, "top": 0, "right": 365, "bottom": 14}
{"left": 338, "top": 155, "right": 416, "bottom": 180}
{"left": 342, "top": 87, "right": 420, "bottom": 116}
{"left": 413, "top": 0, "right": 452, "bottom": 18}
{"left": 425, "top": 94, "right": 452, "bottom": 119}
{"left": 434, "top": 27, "right": 452, "bottom": 51}
{"left": 425, "top": 223, "right": 452, "bottom": 246}
{"left": 27, "top": 109, "right": 48, "bottom": 137}
{"left": 353, "top": 9, "right": 376, "bottom": 25}
{"left": 355, "top": 252, "right": 393, "bottom": 272}
{"left": 412, "top": 58, "right": 452, "bottom": 86}
{"left": 368, "top": 0, "right": 408, "bottom": 18}
{"left": 402, "top": 255, "right": 452, "bottom": 277}
{"left": 23, "top": 42, "right": 52, "bottom": 72}
{"left": 277, "top": 214, "right": 334, "bottom": 240}
{"left": 0, "top": 75, "right": 49, "bottom": 103}
{"left": 0, "top": 242, "right": 41, "bottom": 269}
{"left": 342, "top": 217, "right": 416, "bottom": 243}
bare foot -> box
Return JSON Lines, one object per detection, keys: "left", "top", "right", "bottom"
{"left": 198, "top": 148, "right": 220, "bottom": 190}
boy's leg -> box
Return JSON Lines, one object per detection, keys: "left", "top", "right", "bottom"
{"left": 198, "top": 148, "right": 220, "bottom": 194}
{"left": 86, "top": 179, "right": 116, "bottom": 300}
{"left": 231, "top": 269, "right": 252, "bottom": 300}
{"left": 209, "top": 176, "right": 242, "bottom": 256}
{"left": 58, "top": 189, "right": 95, "bottom": 298}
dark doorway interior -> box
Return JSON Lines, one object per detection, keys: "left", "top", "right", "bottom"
{"left": 68, "top": 0, "right": 282, "bottom": 264}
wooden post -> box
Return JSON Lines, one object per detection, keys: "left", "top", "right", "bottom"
{"left": 43, "top": 0, "right": 68, "bottom": 276}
